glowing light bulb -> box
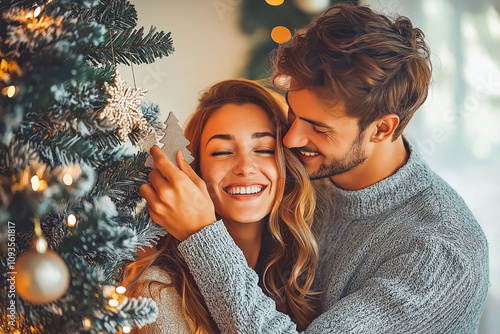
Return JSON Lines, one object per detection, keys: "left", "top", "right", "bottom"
{"left": 26, "top": 12, "right": 33, "bottom": 19}
{"left": 116, "top": 286, "right": 126, "bottom": 294}
{"left": 122, "top": 326, "right": 131, "bottom": 333}
{"left": 7, "top": 86, "right": 16, "bottom": 98}
{"left": 83, "top": 317, "right": 91, "bottom": 328}
{"left": 108, "top": 299, "right": 119, "bottom": 307}
{"left": 67, "top": 214, "right": 77, "bottom": 227}
{"left": 0, "top": 59, "right": 7, "bottom": 70}
{"left": 31, "top": 175, "right": 40, "bottom": 191}
{"left": 62, "top": 173, "right": 73, "bottom": 185}
{"left": 34, "top": 7, "right": 41, "bottom": 18}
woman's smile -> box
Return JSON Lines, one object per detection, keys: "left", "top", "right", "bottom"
{"left": 223, "top": 183, "right": 268, "bottom": 197}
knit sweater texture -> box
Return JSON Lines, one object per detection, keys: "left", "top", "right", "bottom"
{"left": 178, "top": 141, "right": 489, "bottom": 333}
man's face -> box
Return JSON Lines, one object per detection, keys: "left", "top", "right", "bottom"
{"left": 284, "top": 87, "right": 368, "bottom": 180}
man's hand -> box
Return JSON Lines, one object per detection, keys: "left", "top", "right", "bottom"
{"left": 140, "top": 146, "right": 216, "bottom": 241}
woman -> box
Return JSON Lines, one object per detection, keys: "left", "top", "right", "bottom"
{"left": 124, "top": 79, "right": 318, "bottom": 333}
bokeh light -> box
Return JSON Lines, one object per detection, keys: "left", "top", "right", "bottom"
{"left": 271, "top": 26, "right": 292, "bottom": 43}
{"left": 67, "top": 214, "right": 77, "bottom": 227}
{"left": 266, "top": 0, "right": 284, "bottom": 6}
{"left": 6, "top": 85, "right": 16, "bottom": 98}
{"left": 31, "top": 175, "right": 40, "bottom": 191}
{"left": 62, "top": 173, "right": 73, "bottom": 185}
{"left": 116, "top": 286, "right": 126, "bottom": 294}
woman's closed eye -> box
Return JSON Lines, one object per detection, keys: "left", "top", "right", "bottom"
{"left": 210, "top": 151, "right": 232, "bottom": 156}
{"left": 255, "top": 149, "right": 275, "bottom": 155}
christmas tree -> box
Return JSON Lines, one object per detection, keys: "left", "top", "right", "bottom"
{"left": 0, "top": 0, "right": 179, "bottom": 332}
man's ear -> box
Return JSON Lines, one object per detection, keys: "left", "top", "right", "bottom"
{"left": 369, "top": 114, "right": 400, "bottom": 143}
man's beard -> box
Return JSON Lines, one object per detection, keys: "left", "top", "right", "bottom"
{"left": 309, "top": 130, "right": 368, "bottom": 180}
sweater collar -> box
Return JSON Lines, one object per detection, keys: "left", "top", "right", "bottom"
{"left": 323, "top": 139, "right": 432, "bottom": 219}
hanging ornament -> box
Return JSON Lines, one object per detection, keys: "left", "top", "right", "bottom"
{"left": 159, "top": 112, "right": 194, "bottom": 164}
{"left": 143, "top": 112, "right": 194, "bottom": 167}
{"left": 99, "top": 69, "right": 148, "bottom": 141}
{"left": 15, "top": 217, "right": 70, "bottom": 304}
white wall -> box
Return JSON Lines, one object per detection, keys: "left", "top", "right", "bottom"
{"left": 121, "top": 0, "right": 251, "bottom": 126}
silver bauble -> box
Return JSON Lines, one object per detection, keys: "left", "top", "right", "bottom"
{"left": 15, "top": 249, "right": 70, "bottom": 304}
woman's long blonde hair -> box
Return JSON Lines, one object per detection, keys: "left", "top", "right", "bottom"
{"left": 124, "top": 79, "right": 319, "bottom": 333}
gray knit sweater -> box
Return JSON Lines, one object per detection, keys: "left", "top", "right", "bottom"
{"left": 178, "top": 142, "right": 489, "bottom": 333}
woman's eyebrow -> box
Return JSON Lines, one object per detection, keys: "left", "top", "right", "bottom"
{"left": 252, "top": 132, "right": 275, "bottom": 139}
{"left": 206, "top": 132, "right": 275, "bottom": 147}
{"left": 206, "top": 134, "right": 233, "bottom": 147}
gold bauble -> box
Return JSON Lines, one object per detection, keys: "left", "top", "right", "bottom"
{"left": 15, "top": 249, "right": 70, "bottom": 304}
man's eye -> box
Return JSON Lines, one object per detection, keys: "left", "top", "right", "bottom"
{"left": 210, "top": 151, "right": 232, "bottom": 156}
{"left": 312, "top": 127, "right": 328, "bottom": 134}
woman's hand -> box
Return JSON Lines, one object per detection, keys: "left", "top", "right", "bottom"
{"left": 140, "top": 146, "right": 216, "bottom": 241}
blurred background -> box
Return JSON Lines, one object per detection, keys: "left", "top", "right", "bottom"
{"left": 122, "top": 1, "right": 499, "bottom": 332}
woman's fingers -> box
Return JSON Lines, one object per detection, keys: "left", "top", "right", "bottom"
{"left": 176, "top": 150, "right": 206, "bottom": 189}
{"left": 148, "top": 168, "right": 170, "bottom": 200}
{"left": 151, "top": 145, "right": 179, "bottom": 181}
{"left": 139, "top": 183, "right": 160, "bottom": 208}
{"left": 143, "top": 146, "right": 217, "bottom": 241}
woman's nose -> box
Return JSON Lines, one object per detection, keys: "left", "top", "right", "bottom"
{"left": 233, "top": 154, "right": 256, "bottom": 176}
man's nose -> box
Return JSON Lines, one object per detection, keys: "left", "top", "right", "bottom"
{"left": 283, "top": 120, "right": 309, "bottom": 148}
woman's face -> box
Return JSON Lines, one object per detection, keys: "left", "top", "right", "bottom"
{"left": 199, "top": 103, "right": 279, "bottom": 225}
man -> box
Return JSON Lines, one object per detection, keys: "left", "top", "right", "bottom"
{"left": 142, "top": 4, "right": 489, "bottom": 333}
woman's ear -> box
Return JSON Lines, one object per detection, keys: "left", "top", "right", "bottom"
{"left": 370, "top": 114, "right": 400, "bottom": 143}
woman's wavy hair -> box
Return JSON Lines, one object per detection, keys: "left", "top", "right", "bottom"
{"left": 123, "top": 79, "right": 319, "bottom": 333}
{"left": 272, "top": 3, "right": 432, "bottom": 139}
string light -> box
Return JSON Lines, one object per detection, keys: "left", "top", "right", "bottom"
{"left": 3, "top": 85, "right": 16, "bottom": 98}
{"left": 31, "top": 175, "right": 40, "bottom": 191}
{"left": 83, "top": 317, "right": 92, "bottom": 328}
{"left": 34, "top": 6, "right": 42, "bottom": 18}
{"left": 62, "top": 173, "right": 73, "bottom": 185}
{"left": 0, "top": 59, "right": 7, "bottom": 70}
{"left": 67, "top": 214, "right": 77, "bottom": 227}
{"left": 26, "top": 12, "right": 33, "bottom": 19}
{"left": 108, "top": 299, "right": 119, "bottom": 307}
{"left": 122, "top": 326, "right": 131, "bottom": 333}
{"left": 116, "top": 286, "right": 126, "bottom": 294}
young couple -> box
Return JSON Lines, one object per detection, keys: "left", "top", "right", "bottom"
{"left": 125, "top": 4, "right": 489, "bottom": 334}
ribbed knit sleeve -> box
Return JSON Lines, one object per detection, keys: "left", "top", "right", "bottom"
{"left": 178, "top": 220, "right": 298, "bottom": 333}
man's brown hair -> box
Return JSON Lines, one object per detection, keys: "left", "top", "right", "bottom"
{"left": 272, "top": 3, "right": 432, "bottom": 139}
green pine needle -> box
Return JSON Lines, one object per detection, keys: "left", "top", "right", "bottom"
{"left": 87, "top": 26, "right": 174, "bottom": 66}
